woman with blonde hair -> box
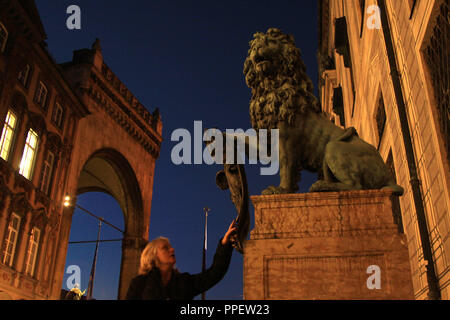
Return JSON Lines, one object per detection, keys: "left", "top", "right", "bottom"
{"left": 126, "top": 220, "right": 237, "bottom": 300}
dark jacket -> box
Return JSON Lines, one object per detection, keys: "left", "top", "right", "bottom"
{"left": 125, "top": 239, "right": 233, "bottom": 300}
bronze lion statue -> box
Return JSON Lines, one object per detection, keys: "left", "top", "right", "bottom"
{"left": 243, "top": 28, "right": 403, "bottom": 196}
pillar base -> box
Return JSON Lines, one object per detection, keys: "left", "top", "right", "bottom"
{"left": 244, "top": 190, "right": 414, "bottom": 300}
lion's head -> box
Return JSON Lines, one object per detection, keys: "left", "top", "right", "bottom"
{"left": 243, "top": 28, "right": 320, "bottom": 129}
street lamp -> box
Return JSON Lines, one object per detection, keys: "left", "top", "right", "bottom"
{"left": 202, "top": 207, "right": 210, "bottom": 300}
{"left": 63, "top": 195, "right": 71, "bottom": 207}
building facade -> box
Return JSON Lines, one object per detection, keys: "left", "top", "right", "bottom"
{"left": 0, "top": 0, "right": 162, "bottom": 300}
{"left": 318, "top": 0, "right": 449, "bottom": 299}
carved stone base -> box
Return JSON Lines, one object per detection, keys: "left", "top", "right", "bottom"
{"left": 243, "top": 190, "right": 414, "bottom": 300}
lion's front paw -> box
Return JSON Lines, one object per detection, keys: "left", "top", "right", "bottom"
{"left": 261, "top": 186, "right": 289, "bottom": 195}
{"left": 309, "top": 180, "right": 329, "bottom": 192}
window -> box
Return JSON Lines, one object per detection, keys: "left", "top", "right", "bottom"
{"left": 376, "top": 92, "right": 386, "bottom": 148}
{"left": 409, "top": 0, "right": 418, "bottom": 19}
{"left": 359, "top": 0, "right": 366, "bottom": 37}
{"left": 39, "top": 151, "right": 54, "bottom": 195}
{"left": 52, "top": 103, "right": 64, "bottom": 128}
{"left": 334, "top": 17, "right": 356, "bottom": 116}
{"left": 424, "top": 1, "right": 449, "bottom": 159}
{"left": 2, "top": 214, "right": 21, "bottom": 267}
{"left": 332, "top": 86, "right": 346, "bottom": 127}
{"left": 0, "top": 22, "right": 7, "bottom": 53}
{"left": 34, "top": 81, "right": 48, "bottom": 108}
{"left": 0, "top": 109, "right": 18, "bottom": 161}
{"left": 25, "top": 227, "right": 40, "bottom": 276}
{"left": 359, "top": 0, "right": 365, "bottom": 13}
{"left": 335, "top": 17, "right": 351, "bottom": 67}
{"left": 18, "top": 64, "right": 31, "bottom": 87}
{"left": 19, "top": 129, "right": 39, "bottom": 179}
{"left": 386, "top": 151, "right": 403, "bottom": 233}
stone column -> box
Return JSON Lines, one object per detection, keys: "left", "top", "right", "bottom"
{"left": 118, "top": 236, "right": 147, "bottom": 300}
{"left": 49, "top": 205, "right": 72, "bottom": 299}
{"left": 244, "top": 190, "right": 414, "bottom": 300}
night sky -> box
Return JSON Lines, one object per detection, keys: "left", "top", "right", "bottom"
{"left": 35, "top": 0, "right": 319, "bottom": 300}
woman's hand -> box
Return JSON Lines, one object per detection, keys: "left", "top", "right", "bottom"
{"left": 222, "top": 220, "right": 238, "bottom": 245}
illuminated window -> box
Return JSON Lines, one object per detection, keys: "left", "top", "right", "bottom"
{"left": 0, "top": 22, "right": 7, "bottom": 53}
{"left": 19, "top": 129, "right": 39, "bottom": 179}
{"left": 25, "top": 227, "right": 40, "bottom": 276}
{"left": 34, "top": 81, "right": 48, "bottom": 108}
{"left": 40, "top": 151, "right": 54, "bottom": 195}
{"left": 18, "top": 64, "right": 31, "bottom": 87}
{"left": 0, "top": 109, "right": 18, "bottom": 161}
{"left": 52, "top": 103, "right": 64, "bottom": 128}
{"left": 2, "top": 214, "right": 21, "bottom": 267}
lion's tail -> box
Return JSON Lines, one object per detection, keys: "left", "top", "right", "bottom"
{"left": 381, "top": 182, "right": 404, "bottom": 196}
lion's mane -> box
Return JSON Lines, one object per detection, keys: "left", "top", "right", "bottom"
{"left": 243, "top": 28, "right": 320, "bottom": 129}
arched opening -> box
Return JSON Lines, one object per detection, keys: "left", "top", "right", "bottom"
{"left": 76, "top": 148, "right": 144, "bottom": 226}
{"left": 61, "top": 148, "right": 144, "bottom": 300}
{"left": 62, "top": 192, "right": 124, "bottom": 300}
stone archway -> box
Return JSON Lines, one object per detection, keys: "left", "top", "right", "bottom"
{"left": 75, "top": 148, "right": 145, "bottom": 299}
{"left": 54, "top": 143, "right": 156, "bottom": 300}
{"left": 60, "top": 148, "right": 151, "bottom": 300}
{"left": 49, "top": 41, "right": 162, "bottom": 300}
{"left": 77, "top": 148, "right": 144, "bottom": 234}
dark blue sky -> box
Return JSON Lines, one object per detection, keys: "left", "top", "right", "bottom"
{"left": 35, "top": 0, "right": 319, "bottom": 300}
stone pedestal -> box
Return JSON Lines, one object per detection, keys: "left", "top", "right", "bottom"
{"left": 243, "top": 190, "right": 414, "bottom": 300}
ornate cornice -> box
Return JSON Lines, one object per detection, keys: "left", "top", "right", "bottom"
{"left": 34, "top": 189, "right": 50, "bottom": 209}
{"left": 31, "top": 207, "right": 49, "bottom": 230}
{"left": 13, "top": 173, "right": 34, "bottom": 199}
{"left": 87, "top": 72, "right": 162, "bottom": 158}
{"left": 99, "top": 62, "right": 161, "bottom": 131}
{"left": 0, "top": 158, "right": 13, "bottom": 184}
{"left": 9, "top": 192, "right": 31, "bottom": 217}
{"left": 46, "top": 131, "right": 63, "bottom": 155}
{"left": 0, "top": 174, "right": 12, "bottom": 213}
{"left": 11, "top": 91, "right": 29, "bottom": 115}
{"left": 27, "top": 111, "right": 47, "bottom": 136}
{"left": 0, "top": 0, "right": 46, "bottom": 44}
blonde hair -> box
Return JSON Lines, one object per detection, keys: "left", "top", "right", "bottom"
{"left": 139, "top": 237, "right": 171, "bottom": 275}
